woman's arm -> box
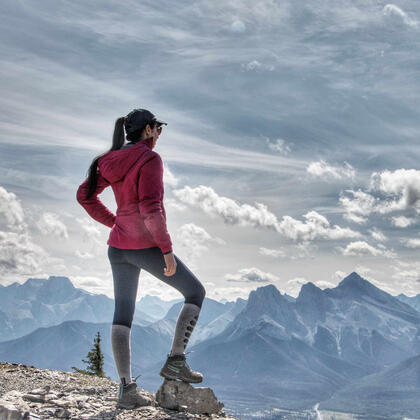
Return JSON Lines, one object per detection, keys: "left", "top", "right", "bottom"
{"left": 76, "top": 172, "right": 116, "bottom": 228}
{"left": 138, "top": 154, "right": 173, "bottom": 254}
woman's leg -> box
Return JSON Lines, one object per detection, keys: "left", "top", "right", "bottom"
{"left": 108, "top": 246, "right": 141, "bottom": 386}
{"left": 123, "top": 247, "right": 206, "bottom": 355}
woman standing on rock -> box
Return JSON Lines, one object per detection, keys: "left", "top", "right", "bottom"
{"left": 76, "top": 108, "right": 206, "bottom": 409}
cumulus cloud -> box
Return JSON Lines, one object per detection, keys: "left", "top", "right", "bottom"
{"left": 36, "top": 212, "right": 68, "bottom": 239}
{"left": 277, "top": 211, "right": 361, "bottom": 242}
{"left": 76, "top": 217, "right": 102, "bottom": 242}
{"left": 383, "top": 4, "right": 419, "bottom": 28}
{"left": 0, "top": 186, "right": 26, "bottom": 232}
{"left": 339, "top": 241, "right": 396, "bottom": 258}
{"left": 177, "top": 222, "right": 225, "bottom": 262}
{"left": 0, "top": 231, "right": 49, "bottom": 276}
{"left": 369, "top": 228, "right": 387, "bottom": 242}
{"left": 392, "top": 216, "right": 415, "bottom": 228}
{"left": 369, "top": 169, "right": 420, "bottom": 213}
{"left": 163, "top": 163, "right": 179, "bottom": 188}
{"left": 400, "top": 238, "right": 420, "bottom": 249}
{"left": 0, "top": 186, "right": 52, "bottom": 280}
{"left": 332, "top": 270, "right": 347, "bottom": 283}
{"left": 339, "top": 189, "right": 379, "bottom": 224}
{"left": 165, "top": 198, "right": 187, "bottom": 212}
{"left": 286, "top": 277, "right": 308, "bottom": 298}
{"left": 339, "top": 170, "right": 420, "bottom": 226}
{"left": 225, "top": 267, "right": 279, "bottom": 283}
{"left": 173, "top": 185, "right": 361, "bottom": 243}
{"left": 172, "top": 185, "right": 278, "bottom": 229}
{"left": 307, "top": 160, "right": 355, "bottom": 180}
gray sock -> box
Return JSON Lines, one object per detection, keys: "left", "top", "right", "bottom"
{"left": 111, "top": 324, "right": 132, "bottom": 385}
{"left": 170, "top": 302, "right": 201, "bottom": 356}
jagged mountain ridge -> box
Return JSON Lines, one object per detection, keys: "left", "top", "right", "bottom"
{"left": 0, "top": 276, "right": 156, "bottom": 342}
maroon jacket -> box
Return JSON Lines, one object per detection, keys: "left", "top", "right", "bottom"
{"left": 76, "top": 137, "right": 173, "bottom": 254}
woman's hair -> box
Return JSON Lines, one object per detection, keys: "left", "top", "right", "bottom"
{"left": 83, "top": 116, "right": 126, "bottom": 200}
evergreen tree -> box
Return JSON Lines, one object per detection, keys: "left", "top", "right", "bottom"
{"left": 72, "top": 330, "right": 109, "bottom": 379}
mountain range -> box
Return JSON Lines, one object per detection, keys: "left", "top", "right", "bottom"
{"left": 1, "top": 271, "right": 420, "bottom": 418}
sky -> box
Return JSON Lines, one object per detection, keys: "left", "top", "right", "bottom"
{"left": 1, "top": 0, "right": 420, "bottom": 302}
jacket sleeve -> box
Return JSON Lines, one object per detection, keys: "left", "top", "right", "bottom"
{"left": 76, "top": 172, "right": 116, "bottom": 228}
{"left": 138, "top": 155, "right": 173, "bottom": 254}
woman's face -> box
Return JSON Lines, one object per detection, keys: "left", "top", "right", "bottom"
{"left": 143, "top": 123, "right": 162, "bottom": 148}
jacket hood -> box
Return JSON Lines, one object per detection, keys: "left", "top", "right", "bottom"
{"left": 97, "top": 137, "right": 154, "bottom": 183}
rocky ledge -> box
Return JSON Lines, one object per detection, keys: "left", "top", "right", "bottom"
{"left": 0, "top": 362, "right": 239, "bottom": 420}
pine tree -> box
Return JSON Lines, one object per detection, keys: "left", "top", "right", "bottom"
{"left": 72, "top": 330, "right": 109, "bottom": 379}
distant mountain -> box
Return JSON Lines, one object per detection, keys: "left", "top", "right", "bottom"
{"left": 150, "top": 296, "right": 247, "bottom": 346}
{"left": 0, "top": 276, "right": 157, "bottom": 342}
{"left": 0, "top": 319, "right": 172, "bottom": 385}
{"left": 318, "top": 351, "right": 420, "bottom": 418}
{"left": 4, "top": 271, "right": 420, "bottom": 417}
{"left": 137, "top": 295, "right": 184, "bottom": 319}
{"left": 141, "top": 272, "right": 420, "bottom": 412}
{"left": 395, "top": 292, "right": 420, "bottom": 313}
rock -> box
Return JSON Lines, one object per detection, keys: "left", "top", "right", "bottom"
{"left": 0, "top": 361, "right": 239, "bottom": 419}
{"left": 0, "top": 400, "right": 26, "bottom": 420}
{"left": 156, "top": 378, "right": 225, "bottom": 414}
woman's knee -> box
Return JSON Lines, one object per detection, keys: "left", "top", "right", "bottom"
{"left": 113, "top": 298, "right": 136, "bottom": 327}
{"left": 185, "top": 283, "right": 206, "bottom": 308}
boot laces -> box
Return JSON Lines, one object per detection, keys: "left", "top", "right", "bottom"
{"left": 131, "top": 373, "right": 142, "bottom": 384}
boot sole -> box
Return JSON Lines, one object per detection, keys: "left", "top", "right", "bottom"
{"left": 160, "top": 370, "right": 203, "bottom": 383}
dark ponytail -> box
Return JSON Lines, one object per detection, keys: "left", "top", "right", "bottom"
{"left": 84, "top": 116, "right": 126, "bottom": 200}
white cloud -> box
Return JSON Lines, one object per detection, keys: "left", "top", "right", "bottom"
{"left": 165, "top": 198, "right": 187, "bottom": 212}
{"left": 174, "top": 185, "right": 361, "bottom": 243}
{"left": 339, "top": 241, "right": 396, "bottom": 258}
{"left": 225, "top": 267, "right": 279, "bottom": 283}
{"left": 400, "top": 238, "right": 420, "bottom": 249}
{"left": 339, "top": 189, "right": 378, "bottom": 224}
{"left": 176, "top": 222, "right": 226, "bottom": 268}
{"left": 75, "top": 250, "right": 94, "bottom": 259}
{"left": 286, "top": 277, "right": 308, "bottom": 298}
{"left": 392, "top": 216, "right": 414, "bottom": 228}
{"left": 0, "top": 186, "right": 26, "bottom": 232}
{"left": 266, "top": 137, "right": 292, "bottom": 155}
{"left": 369, "top": 228, "right": 387, "bottom": 242}
{"left": 277, "top": 211, "right": 361, "bottom": 242}
{"left": 36, "top": 212, "right": 69, "bottom": 239}
{"left": 163, "top": 163, "right": 179, "bottom": 188}
{"left": 76, "top": 217, "right": 102, "bottom": 242}
{"left": 369, "top": 169, "right": 420, "bottom": 213}
{"left": 332, "top": 270, "right": 346, "bottom": 283}
{"left": 0, "top": 230, "right": 49, "bottom": 277}
{"left": 383, "top": 4, "right": 419, "bottom": 28}
{"left": 307, "top": 160, "right": 355, "bottom": 180}
{"left": 259, "top": 247, "right": 287, "bottom": 258}
{"left": 172, "top": 185, "right": 278, "bottom": 229}
{"left": 231, "top": 19, "right": 246, "bottom": 33}
{"left": 242, "top": 60, "right": 275, "bottom": 72}
{"left": 0, "top": 186, "right": 53, "bottom": 281}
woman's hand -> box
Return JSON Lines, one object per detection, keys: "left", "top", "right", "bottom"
{"left": 163, "top": 252, "right": 177, "bottom": 276}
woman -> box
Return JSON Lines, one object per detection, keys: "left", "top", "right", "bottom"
{"left": 76, "top": 108, "right": 206, "bottom": 409}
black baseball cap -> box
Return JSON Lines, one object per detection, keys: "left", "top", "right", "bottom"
{"left": 124, "top": 108, "right": 168, "bottom": 135}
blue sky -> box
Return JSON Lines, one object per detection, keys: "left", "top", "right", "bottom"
{"left": 1, "top": 0, "right": 420, "bottom": 302}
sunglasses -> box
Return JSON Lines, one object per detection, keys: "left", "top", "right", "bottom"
{"left": 155, "top": 125, "right": 163, "bottom": 134}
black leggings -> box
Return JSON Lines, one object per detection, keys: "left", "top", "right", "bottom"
{"left": 108, "top": 245, "right": 206, "bottom": 328}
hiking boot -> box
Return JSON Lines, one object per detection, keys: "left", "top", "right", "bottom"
{"left": 159, "top": 350, "right": 203, "bottom": 383}
{"left": 117, "top": 374, "right": 153, "bottom": 409}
